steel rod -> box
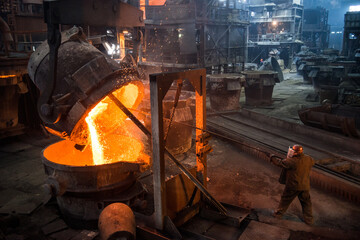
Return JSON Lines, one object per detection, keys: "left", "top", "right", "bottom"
{"left": 164, "top": 148, "right": 227, "bottom": 214}
{"left": 108, "top": 93, "right": 151, "bottom": 137}
{"left": 164, "top": 81, "right": 183, "bottom": 144}
{"left": 108, "top": 93, "right": 227, "bottom": 215}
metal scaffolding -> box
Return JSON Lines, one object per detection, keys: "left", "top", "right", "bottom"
{"left": 141, "top": 0, "right": 249, "bottom": 72}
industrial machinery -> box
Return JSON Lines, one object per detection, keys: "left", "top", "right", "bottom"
{"left": 141, "top": 0, "right": 249, "bottom": 73}
{"left": 207, "top": 74, "right": 245, "bottom": 111}
{"left": 242, "top": 70, "right": 280, "bottom": 106}
{"left": 342, "top": 11, "right": 360, "bottom": 60}
{"left": 247, "top": 0, "right": 304, "bottom": 67}
{"left": 0, "top": 1, "right": 46, "bottom": 138}
{"left": 302, "top": 7, "right": 330, "bottom": 53}
{"left": 27, "top": 1, "right": 251, "bottom": 239}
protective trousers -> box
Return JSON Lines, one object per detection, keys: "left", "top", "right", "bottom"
{"left": 275, "top": 188, "right": 313, "bottom": 224}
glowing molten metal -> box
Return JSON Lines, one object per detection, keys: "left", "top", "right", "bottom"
{"left": 84, "top": 83, "right": 145, "bottom": 165}
{"left": 85, "top": 101, "right": 108, "bottom": 165}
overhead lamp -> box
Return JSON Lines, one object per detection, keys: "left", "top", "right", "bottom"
{"left": 349, "top": 5, "right": 360, "bottom": 12}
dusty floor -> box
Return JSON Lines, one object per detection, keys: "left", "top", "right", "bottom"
{"left": 1, "top": 132, "right": 360, "bottom": 239}
{"left": 205, "top": 139, "right": 360, "bottom": 239}
{"left": 1, "top": 72, "right": 360, "bottom": 239}
{"left": 240, "top": 71, "right": 320, "bottom": 124}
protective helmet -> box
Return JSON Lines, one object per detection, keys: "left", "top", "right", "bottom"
{"left": 292, "top": 144, "right": 303, "bottom": 155}
{"left": 287, "top": 144, "right": 303, "bottom": 158}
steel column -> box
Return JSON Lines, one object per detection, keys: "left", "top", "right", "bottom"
{"left": 150, "top": 69, "right": 213, "bottom": 229}
{"left": 150, "top": 74, "right": 168, "bottom": 230}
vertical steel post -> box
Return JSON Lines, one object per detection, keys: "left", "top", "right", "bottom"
{"left": 195, "top": 73, "right": 207, "bottom": 186}
{"left": 150, "top": 69, "right": 212, "bottom": 229}
{"left": 150, "top": 75, "right": 166, "bottom": 230}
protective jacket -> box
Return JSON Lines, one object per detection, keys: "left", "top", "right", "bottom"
{"left": 277, "top": 153, "right": 314, "bottom": 191}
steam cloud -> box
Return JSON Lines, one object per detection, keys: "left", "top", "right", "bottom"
{"left": 330, "top": 0, "right": 340, "bottom": 8}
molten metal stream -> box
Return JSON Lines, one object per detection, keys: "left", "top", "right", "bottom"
{"left": 85, "top": 101, "right": 108, "bottom": 165}
{"left": 85, "top": 83, "right": 143, "bottom": 165}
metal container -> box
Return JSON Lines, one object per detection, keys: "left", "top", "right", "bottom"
{"left": 319, "top": 86, "right": 338, "bottom": 104}
{"left": 242, "top": 71, "right": 278, "bottom": 106}
{"left": 140, "top": 87, "right": 194, "bottom": 155}
{"left": 0, "top": 75, "right": 28, "bottom": 129}
{"left": 42, "top": 140, "right": 146, "bottom": 228}
{"left": 298, "top": 104, "right": 359, "bottom": 137}
{"left": 329, "top": 61, "right": 357, "bottom": 75}
{"left": 308, "top": 65, "right": 344, "bottom": 93}
{"left": 162, "top": 90, "right": 195, "bottom": 155}
{"left": 207, "top": 74, "right": 244, "bottom": 111}
{"left": 297, "top": 56, "right": 328, "bottom": 83}
{"left": 27, "top": 27, "right": 144, "bottom": 145}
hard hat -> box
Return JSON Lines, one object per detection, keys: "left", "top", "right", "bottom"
{"left": 287, "top": 144, "right": 303, "bottom": 158}
{"left": 292, "top": 144, "right": 303, "bottom": 155}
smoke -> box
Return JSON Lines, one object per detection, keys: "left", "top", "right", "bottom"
{"left": 330, "top": 0, "right": 340, "bottom": 8}
{"left": 304, "top": 0, "right": 339, "bottom": 9}
{"left": 303, "top": 0, "right": 360, "bottom": 50}
{"left": 304, "top": 0, "right": 359, "bottom": 9}
{"left": 304, "top": 0, "right": 359, "bottom": 26}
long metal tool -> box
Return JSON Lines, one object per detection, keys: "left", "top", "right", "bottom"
{"left": 164, "top": 80, "right": 183, "bottom": 144}
{"left": 109, "top": 93, "right": 151, "bottom": 138}
{"left": 108, "top": 93, "right": 227, "bottom": 215}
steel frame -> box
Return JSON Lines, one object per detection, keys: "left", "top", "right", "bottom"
{"left": 109, "top": 68, "right": 225, "bottom": 231}
{"left": 150, "top": 68, "right": 207, "bottom": 229}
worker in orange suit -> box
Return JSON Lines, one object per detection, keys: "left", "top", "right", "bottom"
{"left": 270, "top": 145, "right": 315, "bottom": 225}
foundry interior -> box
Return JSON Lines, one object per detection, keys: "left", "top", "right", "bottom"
{"left": 1, "top": 0, "right": 360, "bottom": 239}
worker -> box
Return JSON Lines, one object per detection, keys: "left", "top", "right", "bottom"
{"left": 270, "top": 145, "right": 315, "bottom": 225}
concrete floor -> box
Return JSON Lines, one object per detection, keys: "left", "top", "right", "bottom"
{"left": 1, "top": 72, "right": 360, "bottom": 239}
{"left": 206, "top": 139, "right": 360, "bottom": 239}
{"left": 240, "top": 70, "right": 320, "bottom": 124}
{"left": 1, "top": 132, "right": 360, "bottom": 239}
{"left": 206, "top": 71, "right": 360, "bottom": 239}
